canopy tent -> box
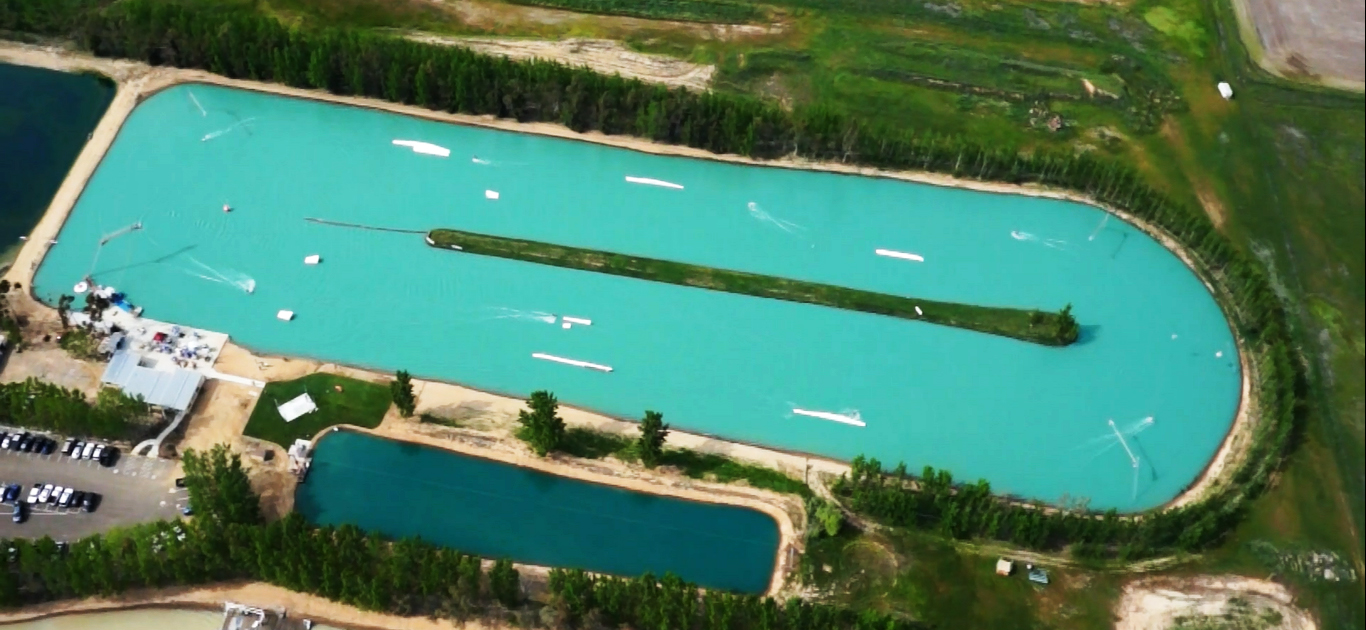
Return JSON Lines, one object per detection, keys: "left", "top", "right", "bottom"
{"left": 277, "top": 393, "right": 318, "bottom": 423}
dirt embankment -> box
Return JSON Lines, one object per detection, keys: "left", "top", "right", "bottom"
{"left": 1114, "top": 576, "right": 1318, "bottom": 630}
{"left": 410, "top": 34, "right": 715, "bottom": 90}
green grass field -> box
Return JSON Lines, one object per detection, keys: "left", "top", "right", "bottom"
{"left": 243, "top": 373, "right": 392, "bottom": 447}
{"left": 131, "top": 0, "right": 1366, "bottom": 625}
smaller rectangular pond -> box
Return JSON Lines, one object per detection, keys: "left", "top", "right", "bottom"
{"left": 295, "top": 431, "right": 781, "bottom": 594}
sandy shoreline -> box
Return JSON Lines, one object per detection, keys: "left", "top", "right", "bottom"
{"left": 0, "top": 39, "right": 1254, "bottom": 516}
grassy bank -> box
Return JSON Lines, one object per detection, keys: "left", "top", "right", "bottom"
{"left": 428, "top": 229, "right": 1079, "bottom": 346}
{"left": 243, "top": 373, "right": 391, "bottom": 447}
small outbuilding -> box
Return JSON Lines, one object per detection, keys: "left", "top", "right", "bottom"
{"left": 1217, "top": 81, "right": 1234, "bottom": 100}
{"left": 100, "top": 350, "right": 204, "bottom": 413}
{"left": 995, "top": 558, "right": 1015, "bottom": 576}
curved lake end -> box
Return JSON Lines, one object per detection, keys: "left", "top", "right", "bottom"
{"left": 296, "top": 430, "right": 784, "bottom": 594}
{"left": 20, "top": 65, "right": 1244, "bottom": 512}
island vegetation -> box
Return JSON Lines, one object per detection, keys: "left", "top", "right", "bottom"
{"left": 0, "top": 445, "right": 924, "bottom": 630}
{"left": 242, "top": 372, "right": 391, "bottom": 447}
{"left": 429, "top": 228, "right": 1080, "bottom": 346}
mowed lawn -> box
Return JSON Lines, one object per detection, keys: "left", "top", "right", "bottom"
{"left": 243, "top": 373, "right": 392, "bottom": 447}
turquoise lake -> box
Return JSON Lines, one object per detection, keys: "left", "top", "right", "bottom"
{"left": 34, "top": 84, "right": 1241, "bottom": 510}
{"left": 296, "top": 431, "right": 780, "bottom": 592}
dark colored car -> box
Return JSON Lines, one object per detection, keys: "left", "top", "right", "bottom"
{"left": 15, "top": 434, "right": 31, "bottom": 451}
{"left": 180, "top": 503, "right": 194, "bottom": 516}
{"left": 1, "top": 484, "right": 18, "bottom": 503}
{"left": 174, "top": 477, "right": 188, "bottom": 488}
{"left": 70, "top": 490, "right": 86, "bottom": 507}
{"left": 39, "top": 438, "right": 57, "bottom": 455}
{"left": 11, "top": 502, "right": 25, "bottom": 524}
{"left": 82, "top": 492, "right": 101, "bottom": 513}
{"left": 99, "top": 446, "right": 120, "bottom": 467}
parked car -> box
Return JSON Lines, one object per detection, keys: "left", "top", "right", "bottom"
{"left": 57, "top": 487, "right": 74, "bottom": 507}
{"left": 37, "top": 484, "right": 53, "bottom": 503}
{"left": 25, "top": 485, "right": 39, "bottom": 505}
{"left": 61, "top": 438, "right": 76, "bottom": 455}
{"left": 1, "top": 484, "right": 19, "bottom": 503}
{"left": 0, "top": 434, "right": 10, "bottom": 450}
{"left": 81, "top": 492, "right": 101, "bottom": 513}
{"left": 11, "top": 502, "right": 24, "bottom": 524}
{"left": 180, "top": 503, "right": 194, "bottom": 516}
{"left": 69, "top": 440, "right": 85, "bottom": 458}
{"left": 81, "top": 442, "right": 97, "bottom": 460}
{"left": 99, "top": 446, "right": 120, "bottom": 467}
{"left": 174, "top": 477, "right": 187, "bottom": 488}
{"left": 39, "top": 438, "right": 56, "bottom": 455}
{"left": 91, "top": 444, "right": 106, "bottom": 461}
{"left": 70, "top": 490, "right": 85, "bottom": 508}
{"left": 47, "top": 485, "right": 64, "bottom": 504}
{"left": 18, "top": 435, "right": 33, "bottom": 452}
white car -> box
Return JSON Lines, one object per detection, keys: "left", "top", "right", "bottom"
{"left": 57, "top": 487, "right": 74, "bottom": 507}
{"left": 92, "top": 444, "right": 106, "bottom": 461}
{"left": 37, "top": 484, "right": 54, "bottom": 503}
{"left": 25, "top": 486, "right": 39, "bottom": 504}
{"left": 48, "top": 486, "right": 64, "bottom": 504}
{"left": 81, "top": 442, "right": 97, "bottom": 459}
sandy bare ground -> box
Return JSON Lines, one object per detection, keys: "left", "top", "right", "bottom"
{"left": 410, "top": 34, "right": 715, "bottom": 90}
{"left": 439, "top": 0, "right": 784, "bottom": 41}
{"left": 0, "top": 582, "right": 500, "bottom": 630}
{"left": 0, "top": 40, "right": 1253, "bottom": 516}
{"left": 1231, "top": 0, "right": 1364, "bottom": 91}
{"left": 1114, "top": 575, "right": 1317, "bottom": 630}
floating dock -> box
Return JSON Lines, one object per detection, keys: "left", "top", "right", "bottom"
{"left": 562, "top": 316, "right": 592, "bottom": 326}
{"left": 875, "top": 249, "right": 924, "bottom": 262}
{"left": 392, "top": 139, "right": 451, "bottom": 157}
{"left": 792, "top": 408, "right": 866, "bottom": 427}
{"left": 625, "top": 176, "right": 684, "bottom": 190}
{"left": 532, "top": 352, "right": 613, "bottom": 372}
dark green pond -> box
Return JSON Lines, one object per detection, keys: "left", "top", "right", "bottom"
{"left": 0, "top": 63, "right": 112, "bottom": 255}
{"left": 295, "top": 431, "right": 781, "bottom": 593}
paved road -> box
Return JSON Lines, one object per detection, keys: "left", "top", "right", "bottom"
{"left": 0, "top": 445, "right": 185, "bottom": 541}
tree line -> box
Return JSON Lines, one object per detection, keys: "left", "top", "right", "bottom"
{"left": 0, "top": 378, "right": 148, "bottom": 440}
{"left": 0, "top": 0, "right": 1300, "bottom": 557}
{"left": 1, "top": 445, "right": 921, "bottom": 629}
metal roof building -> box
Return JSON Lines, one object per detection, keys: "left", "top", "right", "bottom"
{"left": 100, "top": 350, "right": 205, "bottom": 412}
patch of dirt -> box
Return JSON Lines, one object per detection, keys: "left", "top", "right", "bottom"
{"left": 1114, "top": 576, "right": 1317, "bottom": 630}
{"left": 1196, "top": 187, "right": 1228, "bottom": 229}
{"left": 438, "top": 0, "right": 785, "bottom": 41}
{"left": 410, "top": 34, "right": 715, "bottom": 90}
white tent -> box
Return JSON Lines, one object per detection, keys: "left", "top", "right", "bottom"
{"left": 277, "top": 393, "right": 318, "bottom": 423}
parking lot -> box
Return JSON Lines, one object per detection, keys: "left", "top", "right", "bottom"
{"left": 0, "top": 438, "right": 185, "bottom": 540}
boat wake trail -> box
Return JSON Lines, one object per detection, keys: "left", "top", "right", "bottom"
{"left": 202, "top": 117, "right": 257, "bottom": 142}
{"left": 1075, "top": 416, "right": 1155, "bottom": 461}
{"left": 1010, "top": 230, "right": 1068, "bottom": 250}
{"left": 487, "top": 307, "right": 557, "bottom": 325}
{"left": 747, "top": 202, "right": 805, "bottom": 235}
{"left": 184, "top": 256, "right": 255, "bottom": 293}
{"left": 187, "top": 90, "right": 207, "bottom": 117}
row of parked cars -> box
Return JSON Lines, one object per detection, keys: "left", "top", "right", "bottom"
{"left": 0, "top": 431, "right": 120, "bottom": 467}
{"left": 3, "top": 482, "right": 101, "bottom": 523}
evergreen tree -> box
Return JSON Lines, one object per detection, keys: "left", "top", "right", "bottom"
{"left": 390, "top": 370, "right": 416, "bottom": 417}
{"left": 637, "top": 409, "right": 669, "bottom": 468}
{"left": 517, "top": 390, "right": 565, "bottom": 456}
{"left": 488, "top": 558, "right": 521, "bottom": 608}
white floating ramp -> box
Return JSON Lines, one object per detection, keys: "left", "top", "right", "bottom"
{"left": 485, "top": 190, "right": 500, "bottom": 200}
{"left": 277, "top": 310, "right": 295, "bottom": 321}
{"left": 792, "top": 408, "right": 866, "bottom": 427}
{"left": 562, "top": 316, "right": 592, "bottom": 326}
{"left": 531, "top": 352, "right": 612, "bottom": 372}
{"left": 625, "top": 176, "right": 684, "bottom": 190}
{"left": 875, "top": 248, "right": 925, "bottom": 263}
{"left": 392, "top": 139, "right": 451, "bottom": 158}
{"left": 303, "top": 255, "right": 321, "bottom": 265}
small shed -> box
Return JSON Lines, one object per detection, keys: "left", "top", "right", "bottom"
{"left": 1028, "top": 566, "right": 1050, "bottom": 585}
{"left": 1217, "top": 82, "right": 1234, "bottom": 100}
{"left": 995, "top": 558, "right": 1015, "bottom": 576}
{"left": 277, "top": 393, "right": 317, "bottom": 423}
